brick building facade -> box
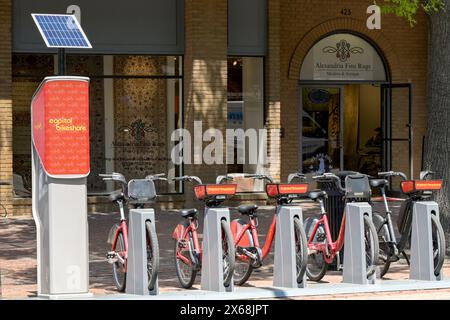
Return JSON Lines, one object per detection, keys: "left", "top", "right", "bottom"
{"left": 0, "top": 0, "right": 429, "bottom": 216}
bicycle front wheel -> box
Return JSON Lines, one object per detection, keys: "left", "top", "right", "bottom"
{"left": 293, "top": 217, "right": 308, "bottom": 283}
{"left": 232, "top": 219, "right": 254, "bottom": 286}
{"left": 221, "top": 220, "right": 236, "bottom": 287}
{"left": 372, "top": 212, "right": 392, "bottom": 278}
{"left": 145, "top": 221, "right": 159, "bottom": 291}
{"left": 364, "top": 215, "right": 379, "bottom": 277}
{"left": 431, "top": 214, "right": 445, "bottom": 276}
{"left": 174, "top": 229, "right": 198, "bottom": 289}
{"left": 305, "top": 218, "right": 327, "bottom": 282}
{"left": 112, "top": 231, "right": 127, "bottom": 292}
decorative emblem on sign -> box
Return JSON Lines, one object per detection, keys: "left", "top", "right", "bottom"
{"left": 323, "top": 40, "right": 364, "bottom": 62}
{"left": 308, "top": 89, "right": 331, "bottom": 104}
{"left": 307, "top": 153, "right": 333, "bottom": 174}
{"left": 119, "top": 119, "right": 156, "bottom": 143}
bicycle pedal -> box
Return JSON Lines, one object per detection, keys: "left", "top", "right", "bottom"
{"left": 178, "top": 239, "right": 189, "bottom": 248}
{"left": 251, "top": 260, "right": 262, "bottom": 268}
{"left": 389, "top": 255, "right": 400, "bottom": 262}
{"left": 106, "top": 251, "right": 118, "bottom": 264}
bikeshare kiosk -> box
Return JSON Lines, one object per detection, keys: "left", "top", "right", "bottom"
{"left": 31, "top": 76, "right": 91, "bottom": 298}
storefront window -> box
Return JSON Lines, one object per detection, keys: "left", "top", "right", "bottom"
{"left": 12, "top": 54, "right": 183, "bottom": 196}
{"left": 227, "top": 57, "right": 264, "bottom": 174}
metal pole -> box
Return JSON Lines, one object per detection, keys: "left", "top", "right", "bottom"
{"left": 409, "top": 84, "right": 413, "bottom": 179}
{"left": 58, "top": 48, "right": 66, "bottom": 76}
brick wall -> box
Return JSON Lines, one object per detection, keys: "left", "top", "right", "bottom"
{"left": 277, "top": 0, "right": 428, "bottom": 180}
{"left": 183, "top": 0, "right": 228, "bottom": 205}
{"left": 0, "top": 0, "right": 13, "bottom": 216}
{"left": 265, "top": 0, "right": 282, "bottom": 182}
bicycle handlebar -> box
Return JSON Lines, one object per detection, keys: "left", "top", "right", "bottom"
{"left": 420, "top": 170, "right": 434, "bottom": 180}
{"left": 287, "top": 172, "right": 306, "bottom": 183}
{"left": 172, "top": 175, "right": 203, "bottom": 185}
{"left": 99, "top": 172, "right": 127, "bottom": 185}
{"left": 378, "top": 171, "right": 408, "bottom": 180}
{"left": 312, "top": 172, "right": 340, "bottom": 181}
{"left": 145, "top": 173, "right": 168, "bottom": 181}
{"left": 216, "top": 175, "right": 234, "bottom": 184}
{"left": 243, "top": 174, "right": 274, "bottom": 183}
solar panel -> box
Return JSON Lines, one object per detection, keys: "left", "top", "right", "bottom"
{"left": 31, "top": 14, "right": 92, "bottom": 49}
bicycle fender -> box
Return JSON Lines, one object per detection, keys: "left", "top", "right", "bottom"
{"left": 107, "top": 223, "right": 120, "bottom": 245}
{"left": 172, "top": 220, "right": 190, "bottom": 240}
{"left": 231, "top": 219, "right": 253, "bottom": 247}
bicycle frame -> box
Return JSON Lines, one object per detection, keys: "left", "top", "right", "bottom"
{"left": 233, "top": 211, "right": 277, "bottom": 261}
{"left": 307, "top": 209, "right": 347, "bottom": 265}
{"left": 112, "top": 220, "right": 129, "bottom": 262}
{"left": 174, "top": 219, "right": 202, "bottom": 266}
{"left": 375, "top": 187, "right": 400, "bottom": 250}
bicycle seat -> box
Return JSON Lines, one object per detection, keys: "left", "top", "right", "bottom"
{"left": 370, "top": 179, "right": 389, "bottom": 188}
{"left": 109, "top": 189, "right": 125, "bottom": 202}
{"left": 181, "top": 208, "right": 198, "bottom": 218}
{"left": 308, "top": 190, "right": 327, "bottom": 200}
{"left": 238, "top": 204, "right": 258, "bottom": 216}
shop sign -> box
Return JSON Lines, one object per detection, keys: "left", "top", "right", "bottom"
{"left": 300, "top": 33, "right": 387, "bottom": 82}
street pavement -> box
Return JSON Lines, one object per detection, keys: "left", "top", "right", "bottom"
{"left": 1, "top": 199, "right": 450, "bottom": 300}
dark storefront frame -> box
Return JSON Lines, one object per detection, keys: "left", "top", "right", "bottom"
{"left": 12, "top": 53, "right": 185, "bottom": 197}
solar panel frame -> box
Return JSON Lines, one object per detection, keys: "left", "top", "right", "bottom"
{"left": 31, "top": 13, "right": 92, "bottom": 49}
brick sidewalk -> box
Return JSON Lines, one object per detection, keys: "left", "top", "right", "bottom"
{"left": 1, "top": 201, "right": 450, "bottom": 300}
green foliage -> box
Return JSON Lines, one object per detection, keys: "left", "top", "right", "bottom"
{"left": 377, "top": 0, "right": 445, "bottom": 25}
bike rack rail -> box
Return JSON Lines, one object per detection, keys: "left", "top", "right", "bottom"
{"left": 273, "top": 206, "right": 306, "bottom": 288}
{"left": 201, "top": 208, "right": 234, "bottom": 292}
{"left": 410, "top": 201, "right": 443, "bottom": 281}
{"left": 343, "top": 203, "right": 377, "bottom": 285}
{"left": 126, "top": 209, "right": 159, "bottom": 295}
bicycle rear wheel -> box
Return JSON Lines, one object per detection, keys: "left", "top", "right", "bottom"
{"left": 293, "top": 217, "right": 308, "bottom": 283}
{"left": 431, "top": 214, "right": 445, "bottom": 276}
{"left": 145, "top": 221, "right": 159, "bottom": 291}
{"left": 174, "top": 229, "right": 198, "bottom": 289}
{"left": 221, "top": 220, "right": 236, "bottom": 287}
{"left": 372, "top": 212, "right": 392, "bottom": 278}
{"left": 364, "top": 215, "right": 379, "bottom": 277}
{"left": 112, "top": 231, "right": 127, "bottom": 292}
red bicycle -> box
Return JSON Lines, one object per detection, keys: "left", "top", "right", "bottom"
{"left": 304, "top": 172, "right": 379, "bottom": 281}
{"left": 101, "top": 172, "right": 165, "bottom": 292}
{"left": 231, "top": 174, "right": 308, "bottom": 286}
{"left": 171, "top": 175, "right": 236, "bottom": 289}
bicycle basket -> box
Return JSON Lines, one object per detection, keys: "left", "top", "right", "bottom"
{"left": 266, "top": 183, "right": 309, "bottom": 198}
{"left": 400, "top": 180, "right": 443, "bottom": 195}
{"left": 193, "top": 184, "right": 237, "bottom": 201}
{"left": 127, "top": 179, "right": 157, "bottom": 202}
{"left": 345, "top": 174, "right": 371, "bottom": 200}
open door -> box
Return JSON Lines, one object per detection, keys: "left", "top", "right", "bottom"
{"left": 381, "top": 83, "right": 413, "bottom": 185}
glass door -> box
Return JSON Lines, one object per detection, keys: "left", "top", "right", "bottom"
{"left": 300, "top": 87, "right": 343, "bottom": 174}
{"left": 381, "top": 83, "right": 413, "bottom": 179}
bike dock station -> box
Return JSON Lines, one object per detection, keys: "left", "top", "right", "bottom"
{"left": 201, "top": 208, "right": 234, "bottom": 293}
{"left": 31, "top": 76, "right": 92, "bottom": 299}
{"left": 410, "top": 201, "right": 443, "bottom": 281}
{"left": 126, "top": 209, "right": 159, "bottom": 296}
{"left": 273, "top": 206, "right": 306, "bottom": 288}
{"left": 343, "top": 203, "right": 377, "bottom": 285}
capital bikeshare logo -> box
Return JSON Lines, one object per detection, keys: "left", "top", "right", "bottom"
{"left": 170, "top": 121, "right": 279, "bottom": 166}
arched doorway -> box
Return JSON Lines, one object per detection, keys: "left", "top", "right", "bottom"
{"left": 298, "top": 32, "right": 411, "bottom": 178}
